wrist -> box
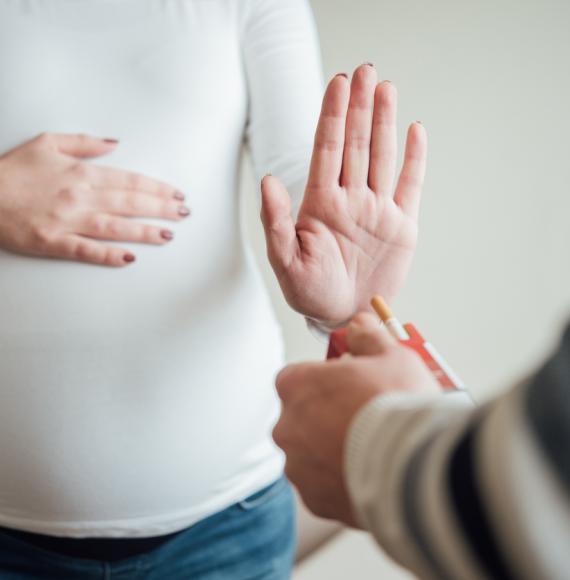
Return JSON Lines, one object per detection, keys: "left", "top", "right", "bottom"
{"left": 305, "top": 316, "right": 351, "bottom": 342}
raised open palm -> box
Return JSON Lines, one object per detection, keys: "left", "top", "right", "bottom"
{"left": 261, "top": 64, "right": 427, "bottom": 326}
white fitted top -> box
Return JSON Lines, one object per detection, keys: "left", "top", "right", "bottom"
{"left": 0, "top": 0, "right": 322, "bottom": 537}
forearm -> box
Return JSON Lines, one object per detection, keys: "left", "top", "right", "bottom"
{"left": 346, "top": 391, "right": 475, "bottom": 579}
{"left": 242, "top": 0, "right": 323, "bottom": 212}
{"left": 345, "top": 326, "right": 570, "bottom": 580}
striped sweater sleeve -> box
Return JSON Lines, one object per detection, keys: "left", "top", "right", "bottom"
{"left": 345, "top": 324, "right": 570, "bottom": 580}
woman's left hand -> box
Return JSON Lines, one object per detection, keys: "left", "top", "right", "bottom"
{"left": 261, "top": 64, "right": 427, "bottom": 327}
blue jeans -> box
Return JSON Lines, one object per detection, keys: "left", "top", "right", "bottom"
{"left": 0, "top": 477, "right": 295, "bottom": 579}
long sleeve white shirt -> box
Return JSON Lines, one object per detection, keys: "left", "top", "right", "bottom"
{"left": 0, "top": 0, "right": 323, "bottom": 538}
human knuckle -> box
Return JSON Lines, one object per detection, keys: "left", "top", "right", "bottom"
{"left": 126, "top": 172, "right": 143, "bottom": 190}
{"left": 103, "top": 249, "right": 120, "bottom": 266}
{"left": 346, "top": 133, "right": 370, "bottom": 150}
{"left": 351, "top": 97, "right": 371, "bottom": 113}
{"left": 74, "top": 240, "right": 95, "bottom": 260}
{"left": 401, "top": 172, "right": 420, "bottom": 188}
{"left": 283, "top": 461, "right": 295, "bottom": 481}
{"left": 275, "top": 374, "right": 291, "bottom": 398}
{"left": 315, "top": 135, "right": 341, "bottom": 152}
{"left": 56, "top": 187, "right": 81, "bottom": 207}
{"left": 34, "top": 132, "right": 53, "bottom": 148}
{"left": 125, "top": 195, "right": 145, "bottom": 213}
{"left": 158, "top": 185, "right": 173, "bottom": 198}
{"left": 142, "top": 224, "right": 157, "bottom": 241}
{"left": 107, "top": 219, "right": 124, "bottom": 238}
{"left": 31, "top": 225, "right": 55, "bottom": 251}
{"left": 281, "top": 383, "right": 300, "bottom": 407}
{"left": 162, "top": 201, "right": 176, "bottom": 215}
{"left": 271, "top": 424, "right": 284, "bottom": 446}
{"left": 88, "top": 214, "right": 109, "bottom": 236}
{"left": 69, "top": 162, "right": 91, "bottom": 181}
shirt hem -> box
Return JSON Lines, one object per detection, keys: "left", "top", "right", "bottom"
{"left": 0, "top": 458, "right": 285, "bottom": 539}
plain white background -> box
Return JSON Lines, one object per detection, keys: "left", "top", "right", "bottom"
{"left": 241, "top": 0, "right": 570, "bottom": 577}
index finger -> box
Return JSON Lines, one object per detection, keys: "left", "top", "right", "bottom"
{"left": 89, "top": 165, "right": 182, "bottom": 199}
{"left": 306, "top": 74, "right": 350, "bottom": 190}
{"left": 275, "top": 362, "right": 321, "bottom": 402}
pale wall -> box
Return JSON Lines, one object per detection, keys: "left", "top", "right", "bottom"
{"left": 241, "top": 0, "right": 570, "bottom": 577}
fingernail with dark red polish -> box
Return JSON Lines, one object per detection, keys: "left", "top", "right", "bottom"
{"left": 173, "top": 190, "right": 185, "bottom": 201}
{"left": 335, "top": 73, "right": 348, "bottom": 79}
{"left": 161, "top": 230, "right": 174, "bottom": 241}
{"left": 178, "top": 206, "right": 191, "bottom": 217}
{"left": 103, "top": 138, "right": 119, "bottom": 144}
{"left": 124, "top": 253, "right": 136, "bottom": 263}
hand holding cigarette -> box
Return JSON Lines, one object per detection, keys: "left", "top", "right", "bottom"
{"left": 274, "top": 312, "right": 440, "bottom": 524}
{"left": 329, "top": 295, "right": 466, "bottom": 392}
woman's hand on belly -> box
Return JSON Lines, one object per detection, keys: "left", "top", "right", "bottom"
{"left": 0, "top": 133, "right": 190, "bottom": 266}
{"left": 260, "top": 64, "right": 426, "bottom": 327}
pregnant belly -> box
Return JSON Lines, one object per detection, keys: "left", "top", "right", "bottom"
{"left": 0, "top": 253, "right": 284, "bottom": 533}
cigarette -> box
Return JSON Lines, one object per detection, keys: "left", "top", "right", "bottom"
{"left": 371, "top": 295, "right": 410, "bottom": 340}
{"left": 371, "top": 295, "right": 467, "bottom": 391}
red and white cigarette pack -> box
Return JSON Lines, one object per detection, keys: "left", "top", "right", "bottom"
{"left": 327, "top": 323, "right": 465, "bottom": 392}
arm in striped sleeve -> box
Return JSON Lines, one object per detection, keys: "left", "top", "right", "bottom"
{"left": 345, "top": 324, "right": 570, "bottom": 580}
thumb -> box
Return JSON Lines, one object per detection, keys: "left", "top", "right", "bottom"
{"left": 260, "top": 175, "right": 298, "bottom": 273}
{"left": 51, "top": 133, "right": 119, "bottom": 159}
{"left": 346, "top": 312, "right": 396, "bottom": 356}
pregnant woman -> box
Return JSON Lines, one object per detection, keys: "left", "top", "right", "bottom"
{"left": 0, "top": 0, "right": 426, "bottom": 578}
